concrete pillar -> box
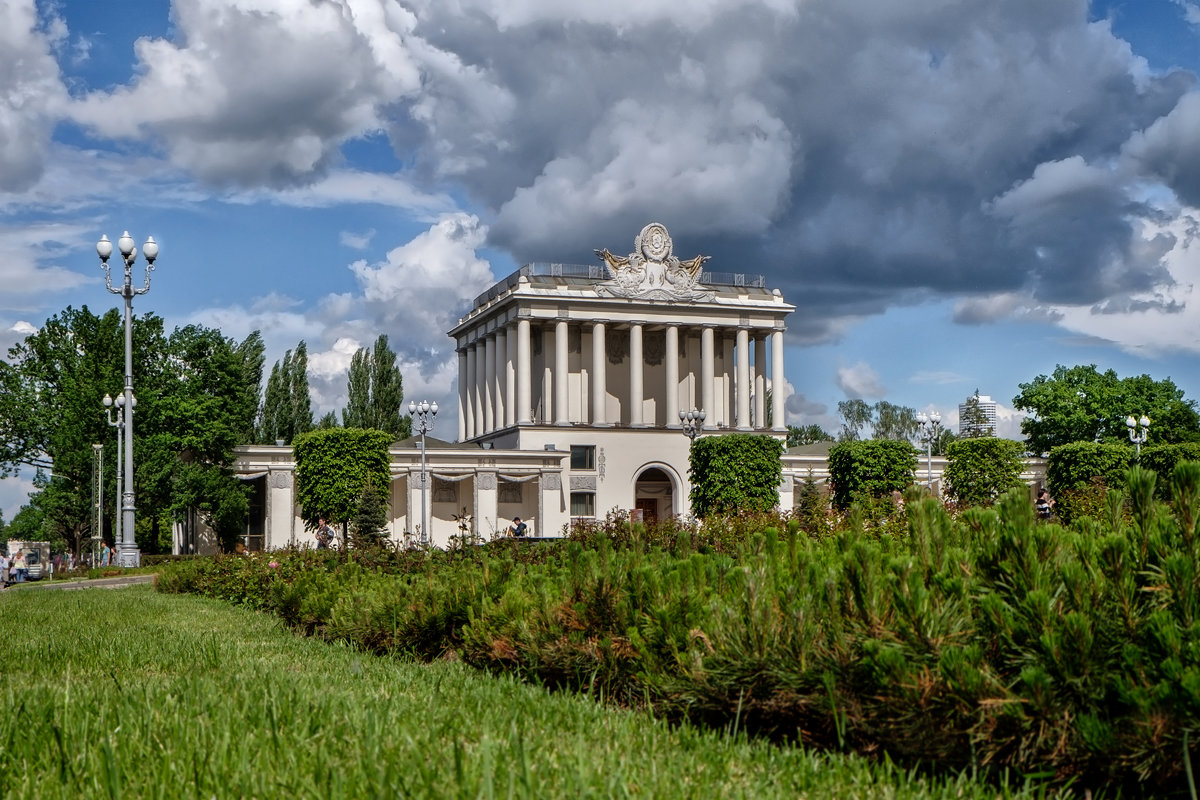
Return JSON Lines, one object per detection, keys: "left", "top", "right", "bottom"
{"left": 771, "top": 329, "right": 786, "bottom": 431}
{"left": 465, "top": 344, "right": 477, "bottom": 439}
{"left": 472, "top": 343, "right": 484, "bottom": 437}
{"left": 517, "top": 319, "right": 532, "bottom": 424}
{"left": 736, "top": 328, "right": 751, "bottom": 429}
{"left": 592, "top": 321, "right": 607, "bottom": 425}
{"left": 457, "top": 348, "right": 467, "bottom": 441}
{"left": 754, "top": 335, "right": 766, "bottom": 429}
{"left": 555, "top": 320, "right": 569, "bottom": 425}
{"left": 665, "top": 325, "right": 679, "bottom": 426}
{"left": 483, "top": 334, "right": 495, "bottom": 433}
{"left": 630, "top": 323, "right": 644, "bottom": 426}
{"left": 494, "top": 328, "right": 507, "bottom": 430}
{"left": 701, "top": 326, "right": 714, "bottom": 421}
{"left": 505, "top": 325, "right": 517, "bottom": 427}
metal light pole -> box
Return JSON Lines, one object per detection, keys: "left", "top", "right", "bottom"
{"left": 93, "top": 443, "right": 103, "bottom": 563}
{"left": 102, "top": 393, "right": 131, "bottom": 550}
{"left": 1126, "top": 414, "right": 1150, "bottom": 459}
{"left": 915, "top": 411, "right": 943, "bottom": 491}
{"left": 679, "top": 408, "right": 706, "bottom": 442}
{"left": 409, "top": 400, "right": 438, "bottom": 547}
{"left": 98, "top": 231, "right": 159, "bottom": 568}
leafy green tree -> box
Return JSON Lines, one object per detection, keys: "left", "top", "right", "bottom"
{"left": 341, "top": 335, "right": 412, "bottom": 440}
{"left": 933, "top": 427, "right": 957, "bottom": 456}
{"left": 837, "top": 399, "right": 872, "bottom": 442}
{"left": 1045, "top": 441, "right": 1132, "bottom": 523}
{"left": 959, "top": 390, "right": 994, "bottom": 438}
{"left": 828, "top": 440, "right": 917, "bottom": 509}
{"left": 689, "top": 434, "right": 784, "bottom": 517}
{"left": 1014, "top": 364, "right": 1199, "bottom": 454}
{"left": 5, "top": 503, "right": 47, "bottom": 543}
{"left": 294, "top": 428, "right": 393, "bottom": 539}
{"left": 786, "top": 424, "right": 834, "bottom": 448}
{"left": 258, "top": 341, "right": 314, "bottom": 445}
{"left": 317, "top": 411, "right": 339, "bottom": 429}
{"left": 1140, "top": 444, "right": 1200, "bottom": 500}
{"left": 943, "top": 438, "right": 1025, "bottom": 508}
{"left": 873, "top": 401, "right": 919, "bottom": 441}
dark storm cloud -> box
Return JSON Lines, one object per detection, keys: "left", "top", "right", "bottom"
{"left": 392, "top": 0, "right": 1198, "bottom": 341}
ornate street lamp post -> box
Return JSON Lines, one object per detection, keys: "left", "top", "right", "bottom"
{"left": 915, "top": 411, "right": 943, "bottom": 491}
{"left": 102, "top": 393, "right": 131, "bottom": 550}
{"left": 679, "top": 408, "right": 706, "bottom": 442}
{"left": 92, "top": 443, "right": 103, "bottom": 565}
{"left": 1126, "top": 414, "right": 1150, "bottom": 459}
{"left": 97, "top": 231, "right": 159, "bottom": 567}
{"left": 409, "top": 400, "right": 438, "bottom": 547}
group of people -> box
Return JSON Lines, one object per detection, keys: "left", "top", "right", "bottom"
{"left": 0, "top": 551, "right": 27, "bottom": 586}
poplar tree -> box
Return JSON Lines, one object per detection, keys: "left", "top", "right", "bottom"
{"left": 341, "top": 335, "right": 411, "bottom": 440}
{"left": 257, "top": 342, "right": 314, "bottom": 445}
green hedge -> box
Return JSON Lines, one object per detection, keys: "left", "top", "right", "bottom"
{"left": 688, "top": 434, "right": 783, "bottom": 517}
{"left": 1046, "top": 441, "right": 1132, "bottom": 523}
{"left": 943, "top": 437, "right": 1026, "bottom": 507}
{"left": 1140, "top": 443, "right": 1200, "bottom": 499}
{"left": 828, "top": 439, "right": 916, "bottom": 509}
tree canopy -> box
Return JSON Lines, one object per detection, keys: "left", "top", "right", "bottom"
{"left": 836, "top": 399, "right": 919, "bottom": 442}
{"left": 786, "top": 424, "right": 834, "bottom": 448}
{"left": 257, "top": 341, "right": 313, "bottom": 445}
{"left": 689, "top": 434, "right": 784, "bottom": 517}
{"left": 341, "top": 334, "right": 411, "bottom": 440}
{"left": 1013, "top": 364, "right": 1199, "bottom": 454}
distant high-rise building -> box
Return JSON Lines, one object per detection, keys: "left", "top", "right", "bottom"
{"left": 959, "top": 393, "right": 998, "bottom": 436}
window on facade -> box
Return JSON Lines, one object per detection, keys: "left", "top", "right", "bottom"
{"left": 570, "top": 445, "right": 596, "bottom": 470}
{"left": 570, "top": 491, "right": 596, "bottom": 518}
{"left": 498, "top": 480, "right": 522, "bottom": 504}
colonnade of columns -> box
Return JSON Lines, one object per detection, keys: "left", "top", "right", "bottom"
{"left": 458, "top": 321, "right": 786, "bottom": 441}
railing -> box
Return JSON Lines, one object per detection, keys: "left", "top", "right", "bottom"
{"left": 473, "top": 263, "right": 767, "bottom": 308}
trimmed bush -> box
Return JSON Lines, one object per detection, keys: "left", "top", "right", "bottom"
{"left": 943, "top": 437, "right": 1026, "bottom": 507}
{"left": 1046, "top": 442, "right": 1131, "bottom": 523}
{"left": 828, "top": 439, "right": 917, "bottom": 509}
{"left": 1140, "top": 443, "right": 1200, "bottom": 499}
{"left": 688, "top": 434, "right": 784, "bottom": 517}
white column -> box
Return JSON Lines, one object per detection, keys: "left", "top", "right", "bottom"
{"left": 465, "top": 344, "right": 478, "bottom": 439}
{"left": 701, "top": 326, "right": 714, "bottom": 421}
{"left": 754, "top": 335, "right": 766, "bottom": 429}
{"left": 517, "top": 319, "right": 532, "bottom": 424}
{"left": 665, "top": 325, "right": 679, "bottom": 426}
{"left": 473, "top": 344, "right": 485, "bottom": 436}
{"left": 592, "top": 321, "right": 607, "bottom": 425}
{"left": 771, "top": 329, "right": 786, "bottom": 431}
{"left": 629, "top": 323, "right": 644, "bottom": 426}
{"left": 505, "top": 325, "right": 517, "bottom": 427}
{"left": 483, "top": 334, "right": 495, "bottom": 433}
{"left": 736, "top": 327, "right": 751, "bottom": 429}
{"left": 554, "top": 320, "right": 569, "bottom": 425}
{"left": 457, "top": 348, "right": 467, "bottom": 441}
{"left": 494, "top": 328, "right": 507, "bottom": 429}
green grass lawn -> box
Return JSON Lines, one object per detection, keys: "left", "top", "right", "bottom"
{"left": 0, "top": 586, "right": 1053, "bottom": 799}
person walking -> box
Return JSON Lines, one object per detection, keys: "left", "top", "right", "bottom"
{"left": 100, "top": 541, "right": 111, "bottom": 567}
{"left": 13, "top": 551, "right": 27, "bottom": 583}
{"left": 1, "top": 551, "right": 9, "bottom": 587}
{"left": 315, "top": 517, "right": 335, "bottom": 549}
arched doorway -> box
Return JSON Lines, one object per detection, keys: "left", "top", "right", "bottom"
{"left": 634, "top": 466, "right": 676, "bottom": 522}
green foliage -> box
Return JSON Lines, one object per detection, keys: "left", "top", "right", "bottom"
{"left": 351, "top": 480, "right": 390, "bottom": 549}
{"left": 872, "top": 400, "right": 918, "bottom": 441}
{"left": 257, "top": 340, "right": 314, "bottom": 445}
{"left": 341, "top": 334, "right": 412, "bottom": 440}
{"left": 943, "top": 437, "right": 1025, "bottom": 507}
{"left": 688, "top": 434, "right": 783, "bottom": 517}
{"left": 294, "top": 428, "right": 393, "bottom": 529}
{"left": 786, "top": 424, "right": 834, "bottom": 448}
{"left": 827, "top": 439, "right": 917, "bottom": 509}
{"left": 836, "top": 398, "right": 872, "bottom": 441}
{"left": 1046, "top": 441, "right": 1132, "bottom": 523}
{"left": 1014, "top": 363, "right": 1200, "bottom": 453}
{"left": 1139, "top": 443, "right": 1200, "bottom": 499}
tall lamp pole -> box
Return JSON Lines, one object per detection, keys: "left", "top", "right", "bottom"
{"left": 1126, "top": 414, "right": 1150, "bottom": 459}
{"left": 92, "top": 443, "right": 103, "bottom": 563}
{"left": 915, "top": 411, "right": 943, "bottom": 491}
{"left": 98, "top": 231, "right": 159, "bottom": 568}
{"left": 409, "top": 400, "right": 438, "bottom": 547}
{"left": 679, "top": 408, "right": 706, "bottom": 442}
{"left": 102, "top": 393, "right": 130, "bottom": 551}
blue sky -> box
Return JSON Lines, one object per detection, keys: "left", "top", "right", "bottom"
{"left": 2, "top": 0, "right": 1200, "bottom": 520}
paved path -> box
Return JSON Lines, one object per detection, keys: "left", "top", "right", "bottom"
{"left": 2, "top": 574, "right": 156, "bottom": 592}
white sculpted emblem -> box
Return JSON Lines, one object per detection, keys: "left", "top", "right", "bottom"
{"left": 595, "top": 223, "right": 713, "bottom": 301}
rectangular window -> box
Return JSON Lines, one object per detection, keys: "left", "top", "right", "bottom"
{"left": 570, "top": 445, "right": 595, "bottom": 470}
{"left": 570, "top": 491, "right": 596, "bottom": 518}
{"left": 498, "top": 480, "right": 522, "bottom": 504}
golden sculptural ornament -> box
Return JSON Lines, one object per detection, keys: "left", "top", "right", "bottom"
{"left": 594, "top": 223, "right": 712, "bottom": 301}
